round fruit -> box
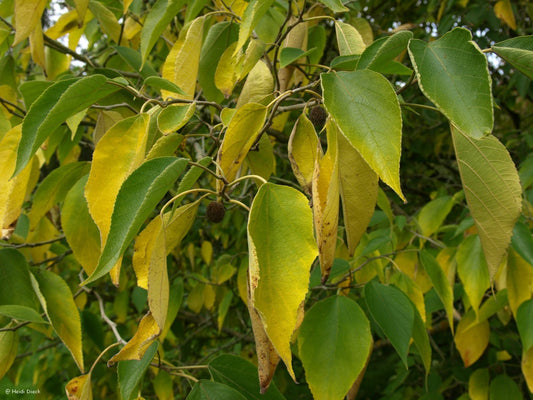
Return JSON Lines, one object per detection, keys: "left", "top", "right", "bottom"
{"left": 309, "top": 106, "right": 327, "bottom": 130}
{"left": 206, "top": 201, "right": 226, "bottom": 223}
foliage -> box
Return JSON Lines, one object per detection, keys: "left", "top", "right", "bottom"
{"left": 0, "top": 0, "right": 532, "bottom": 399}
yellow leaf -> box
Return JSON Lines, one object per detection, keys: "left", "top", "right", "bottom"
{"left": 278, "top": 19, "right": 307, "bottom": 92}
{"left": 0, "top": 329, "right": 18, "bottom": 380}
{"left": 66, "top": 374, "right": 92, "bottom": 400}
{"left": 248, "top": 183, "right": 318, "bottom": 380}
{"left": 506, "top": 249, "right": 533, "bottom": 317}
{"left": 217, "top": 103, "right": 268, "bottom": 184}
{"left": 468, "top": 368, "right": 489, "bottom": 400}
{"left": 338, "top": 131, "right": 378, "bottom": 256}
{"left": 494, "top": 0, "right": 517, "bottom": 30}
{"left": 85, "top": 114, "right": 149, "bottom": 247}
{"left": 108, "top": 313, "right": 160, "bottom": 365}
{"left": 236, "top": 61, "right": 274, "bottom": 108}
{"left": 288, "top": 113, "right": 321, "bottom": 195}
{"left": 312, "top": 120, "right": 340, "bottom": 281}
{"left": 214, "top": 0, "right": 248, "bottom": 16}
{"left": 0, "top": 126, "right": 26, "bottom": 229}
{"left": 13, "top": 0, "right": 47, "bottom": 45}
{"left": 394, "top": 250, "right": 433, "bottom": 293}
{"left": 247, "top": 282, "right": 280, "bottom": 393}
{"left": 133, "top": 201, "right": 199, "bottom": 328}
{"left": 88, "top": 1, "right": 121, "bottom": 43}
{"left": 454, "top": 310, "right": 490, "bottom": 367}
{"left": 522, "top": 346, "right": 533, "bottom": 393}
{"left": 123, "top": 0, "right": 134, "bottom": 14}
{"left": 29, "top": 20, "right": 45, "bottom": 71}
{"left": 74, "top": 0, "right": 90, "bottom": 25}
{"left": 238, "top": 38, "right": 266, "bottom": 81}
{"left": 436, "top": 247, "right": 457, "bottom": 287}
{"left": 201, "top": 240, "right": 213, "bottom": 265}
{"left": 45, "top": 9, "right": 82, "bottom": 40}
{"left": 215, "top": 42, "right": 243, "bottom": 98}
{"left": 162, "top": 17, "right": 205, "bottom": 100}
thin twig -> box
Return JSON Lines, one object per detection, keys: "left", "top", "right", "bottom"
{"left": 0, "top": 235, "right": 65, "bottom": 249}
{"left": 86, "top": 288, "right": 127, "bottom": 345}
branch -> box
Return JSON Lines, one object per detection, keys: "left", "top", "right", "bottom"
{"left": 0, "top": 235, "right": 65, "bottom": 249}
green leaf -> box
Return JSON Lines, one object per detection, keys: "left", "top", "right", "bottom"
{"left": 32, "top": 269, "right": 84, "bottom": 372}
{"left": 317, "top": 0, "right": 349, "bottom": 13}
{"left": 456, "top": 235, "right": 490, "bottom": 314}
{"left": 199, "top": 22, "right": 239, "bottom": 102}
{"left": 357, "top": 31, "right": 413, "bottom": 75}
{"left": 115, "top": 46, "right": 158, "bottom": 79}
{"left": 0, "top": 249, "right": 39, "bottom": 310}
{"left": 335, "top": 21, "right": 365, "bottom": 56}
{"left": 279, "top": 47, "right": 316, "bottom": 68}
{"left": 408, "top": 28, "right": 493, "bottom": 139}
{"left": 28, "top": 162, "right": 90, "bottom": 230}
{"left": 492, "top": 36, "right": 533, "bottom": 80}
{"left": 411, "top": 302, "right": 431, "bottom": 375}
{"left": 83, "top": 157, "right": 188, "bottom": 285}
{"left": 118, "top": 341, "right": 159, "bottom": 400}
{"left": 19, "top": 80, "right": 53, "bottom": 109}
{"left": 15, "top": 75, "right": 117, "bottom": 175}
{"left": 298, "top": 295, "right": 372, "bottom": 400}
{"left": 157, "top": 103, "right": 196, "bottom": 134}
{"left": 0, "top": 328, "right": 18, "bottom": 380}
{"left": 511, "top": 221, "right": 533, "bottom": 267}
{"left": 209, "top": 354, "right": 286, "bottom": 400}
{"left": 365, "top": 281, "right": 414, "bottom": 367}
{"left": 144, "top": 76, "right": 186, "bottom": 96}
{"left": 517, "top": 299, "right": 533, "bottom": 353}
{"left": 248, "top": 183, "right": 318, "bottom": 379}
{"left": 338, "top": 132, "right": 378, "bottom": 256}
{"left": 235, "top": 0, "right": 275, "bottom": 54}
{"left": 451, "top": 126, "right": 522, "bottom": 278}
{"left": 419, "top": 250, "right": 454, "bottom": 331}
{"left": 186, "top": 380, "right": 247, "bottom": 400}
{"left": 0, "top": 305, "right": 45, "bottom": 324}
{"left": 62, "top": 175, "right": 101, "bottom": 276}
{"left": 489, "top": 375, "right": 523, "bottom": 400}
{"left": 417, "top": 196, "right": 455, "bottom": 237}
{"left": 217, "top": 103, "right": 268, "bottom": 184}
{"left": 140, "top": 0, "right": 186, "bottom": 64}
{"left": 321, "top": 70, "right": 404, "bottom": 200}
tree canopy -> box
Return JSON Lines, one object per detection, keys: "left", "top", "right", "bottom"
{"left": 0, "top": 0, "right": 533, "bottom": 399}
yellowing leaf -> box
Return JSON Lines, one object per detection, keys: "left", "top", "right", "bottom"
{"left": 201, "top": 240, "right": 213, "bottom": 265}
{"left": 469, "top": 368, "right": 489, "bottom": 400}
{"left": 85, "top": 114, "right": 149, "bottom": 248}
{"left": 88, "top": 1, "right": 120, "bottom": 43}
{"left": 245, "top": 133, "right": 275, "bottom": 184}
{"left": 312, "top": 120, "right": 340, "bottom": 281}
{"left": 217, "top": 103, "right": 267, "bottom": 184}
{"left": 248, "top": 183, "right": 318, "bottom": 380}
{"left": 394, "top": 250, "right": 432, "bottom": 293}
{"left": 108, "top": 313, "right": 160, "bottom": 365}
{"left": 157, "top": 103, "right": 196, "bottom": 134}
{"left": 506, "top": 249, "right": 533, "bottom": 317}
{"left": 236, "top": 61, "right": 274, "bottom": 108}
{"left": 456, "top": 235, "right": 490, "bottom": 315}
{"left": 338, "top": 131, "right": 378, "bottom": 256}
{"left": 62, "top": 175, "right": 101, "bottom": 276}
{"left": 65, "top": 374, "right": 92, "bottom": 400}
{"left": 0, "top": 329, "right": 18, "bottom": 380}
{"left": 74, "top": 0, "right": 89, "bottom": 25}
{"left": 454, "top": 310, "right": 490, "bottom": 367}
{"left": 215, "top": 42, "right": 243, "bottom": 98}
{"left": 452, "top": 126, "right": 522, "bottom": 279}
{"left": 32, "top": 270, "right": 84, "bottom": 372}
{"left": 288, "top": 112, "right": 321, "bottom": 195}
{"left": 522, "top": 346, "right": 533, "bottom": 393}
{"left": 162, "top": 17, "right": 205, "bottom": 100}
{"left": 29, "top": 20, "right": 45, "bottom": 71}
{"left": 247, "top": 284, "right": 280, "bottom": 393}
{"left": 321, "top": 70, "right": 404, "bottom": 200}
{"left": 235, "top": 0, "right": 274, "bottom": 55}
{"left": 13, "top": 0, "right": 47, "bottom": 45}
{"left": 494, "top": 0, "right": 517, "bottom": 30}
{"left": 390, "top": 272, "right": 426, "bottom": 324}
{"left": 335, "top": 21, "right": 366, "bottom": 56}
{"left": 133, "top": 201, "right": 199, "bottom": 289}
